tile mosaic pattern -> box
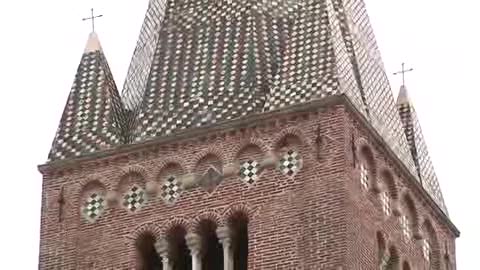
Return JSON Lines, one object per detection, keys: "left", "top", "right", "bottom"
{"left": 82, "top": 193, "right": 105, "bottom": 222}
{"left": 239, "top": 160, "right": 260, "bottom": 185}
{"left": 48, "top": 47, "right": 125, "bottom": 161}
{"left": 161, "top": 176, "right": 181, "bottom": 203}
{"left": 50, "top": 0, "right": 448, "bottom": 214}
{"left": 422, "top": 239, "right": 431, "bottom": 262}
{"left": 400, "top": 215, "right": 412, "bottom": 241}
{"left": 359, "top": 162, "right": 369, "bottom": 190}
{"left": 123, "top": 185, "right": 146, "bottom": 212}
{"left": 380, "top": 191, "right": 391, "bottom": 216}
{"left": 279, "top": 150, "right": 301, "bottom": 177}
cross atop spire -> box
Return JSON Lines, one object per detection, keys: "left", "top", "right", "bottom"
{"left": 393, "top": 62, "right": 414, "bottom": 86}
{"left": 82, "top": 8, "right": 103, "bottom": 33}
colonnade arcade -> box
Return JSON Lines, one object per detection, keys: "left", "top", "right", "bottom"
{"left": 136, "top": 212, "right": 248, "bottom": 270}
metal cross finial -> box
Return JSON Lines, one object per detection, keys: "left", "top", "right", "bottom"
{"left": 393, "top": 62, "right": 414, "bottom": 86}
{"left": 82, "top": 8, "right": 103, "bottom": 33}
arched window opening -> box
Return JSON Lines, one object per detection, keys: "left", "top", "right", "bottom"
{"left": 136, "top": 232, "right": 163, "bottom": 270}
{"left": 383, "top": 246, "right": 399, "bottom": 270}
{"left": 421, "top": 219, "right": 440, "bottom": 269}
{"left": 198, "top": 220, "right": 223, "bottom": 270}
{"left": 229, "top": 212, "right": 249, "bottom": 270}
{"left": 400, "top": 194, "right": 419, "bottom": 240}
{"left": 376, "top": 232, "right": 388, "bottom": 268}
{"left": 402, "top": 261, "right": 411, "bottom": 270}
{"left": 379, "top": 170, "right": 398, "bottom": 217}
{"left": 444, "top": 254, "right": 451, "bottom": 270}
{"left": 167, "top": 226, "right": 191, "bottom": 270}
{"left": 358, "top": 145, "right": 376, "bottom": 191}
{"left": 380, "top": 190, "right": 392, "bottom": 216}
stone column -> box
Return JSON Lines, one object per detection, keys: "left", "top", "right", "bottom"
{"left": 216, "top": 226, "right": 233, "bottom": 270}
{"left": 154, "top": 238, "right": 172, "bottom": 270}
{"left": 186, "top": 233, "right": 202, "bottom": 270}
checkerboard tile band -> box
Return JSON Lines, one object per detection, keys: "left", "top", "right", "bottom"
{"left": 239, "top": 160, "right": 260, "bottom": 185}
{"left": 82, "top": 193, "right": 105, "bottom": 222}
{"left": 360, "top": 163, "right": 369, "bottom": 190}
{"left": 123, "top": 185, "right": 146, "bottom": 212}
{"left": 161, "top": 176, "right": 181, "bottom": 203}
{"left": 279, "top": 150, "right": 301, "bottom": 176}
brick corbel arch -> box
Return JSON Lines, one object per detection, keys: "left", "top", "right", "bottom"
{"left": 118, "top": 164, "right": 151, "bottom": 183}
{"left": 191, "top": 210, "right": 224, "bottom": 230}
{"left": 231, "top": 137, "right": 270, "bottom": 162}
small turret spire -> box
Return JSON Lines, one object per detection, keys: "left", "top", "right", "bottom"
{"left": 396, "top": 84, "right": 410, "bottom": 105}
{"left": 47, "top": 31, "right": 125, "bottom": 161}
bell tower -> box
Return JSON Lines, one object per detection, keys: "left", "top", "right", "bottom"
{"left": 38, "top": 1, "right": 459, "bottom": 269}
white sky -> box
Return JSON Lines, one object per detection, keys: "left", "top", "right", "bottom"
{"left": 0, "top": 0, "right": 477, "bottom": 268}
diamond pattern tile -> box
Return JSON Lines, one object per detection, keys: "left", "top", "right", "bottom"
{"left": 239, "top": 160, "right": 260, "bottom": 185}
{"left": 360, "top": 162, "right": 369, "bottom": 190}
{"left": 279, "top": 150, "right": 301, "bottom": 177}
{"left": 380, "top": 191, "right": 391, "bottom": 216}
{"left": 422, "top": 239, "right": 431, "bottom": 262}
{"left": 123, "top": 185, "right": 146, "bottom": 212}
{"left": 161, "top": 176, "right": 181, "bottom": 203}
{"left": 82, "top": 193, "right": 105, "bottom": 222}
{"left": 400, "top": 215, "right": 412, "bottom": 241}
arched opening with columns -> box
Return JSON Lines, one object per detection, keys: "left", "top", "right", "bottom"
{"left": 385, "top": 245, "right": 400, "bottom": 270}
{"left": 136, "top": 232, "right": 163, "bottom": 270}
{"left": 228, "top": 212, "right": 249, "bottom": 270}
{"left": 402, "top": 261, "right": 411, "bottom": 270}
{"left": 376, "top": 231, "right": 387, "bottom": 267}
{"left": 166, "top": 225, "right": 191, "bottom": 270}
{"left": 197, "top": 219, "right": 223, "bottom": 270}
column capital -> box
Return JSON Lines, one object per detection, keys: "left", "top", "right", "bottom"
{"left": 216, "top": 226, "right": 232, "bottom": 245}
{"left": 186, "top": 233, "right": 202, "bottom": 255}
{"left": 154, "top": 238, "right": 169, "bottom": 257}
{"left": 216, "top": 226, "right": 231, "bottom": 238}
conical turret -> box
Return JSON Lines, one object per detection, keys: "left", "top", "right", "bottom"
{"left": 48, "top": 32, "right": 125, "bottom": 161}
{"left": 396, "top": 85, "right": 448, "bottom": 214}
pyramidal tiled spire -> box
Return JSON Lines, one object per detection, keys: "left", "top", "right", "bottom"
{"left": 48, "top": 32, "right": 125, "bottom": 161}
{"left": 118, "top": 0, "right": 444, "bottom": 212}
{"left": 396, "top": 85, "right": 448, "bottom": 214}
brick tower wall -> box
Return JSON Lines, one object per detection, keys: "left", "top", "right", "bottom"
{"left": 38, "top": 97, "right": 457, "bottom": 269}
